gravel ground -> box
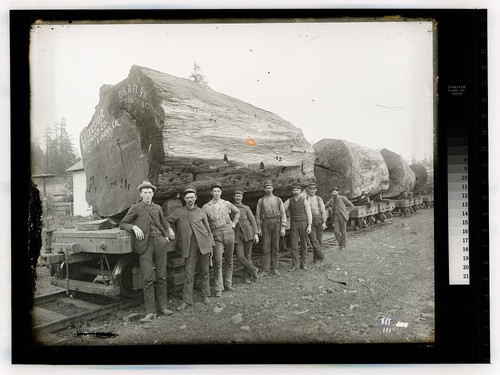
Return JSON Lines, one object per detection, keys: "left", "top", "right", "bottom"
{"left": 34, "top": 208, "right": 434, "bottom": 346}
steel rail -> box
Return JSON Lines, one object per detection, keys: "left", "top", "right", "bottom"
{"left": 34, "top": 297, "right": 141, "bottom": 336}
{"left": 34, "top": 290, "right": 68, "bottom": 305}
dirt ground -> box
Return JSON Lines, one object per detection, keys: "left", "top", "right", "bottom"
{"left": 34, "top": 208, "right": 434, "bottom": 346}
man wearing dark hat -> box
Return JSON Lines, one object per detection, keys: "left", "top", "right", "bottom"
{"left": 203, "top": 183, "right": 240, "bottom": 296}
{"left": 325, "top": 187, "right": 354, "bottom": 250}
{"left": 306, "top": 182, "right": 328, "bottom": 263}
{"left": 232, "top": 189, "right": 260, "bottom": 284}
{"left": 283, "top": 183, "right": 313, "bottom": 271}
{"left": 255, "top": 180, "right": 287, "bottom": 276}
{"left": 120, "top": 181, "right": 176, "bottom": 322}
{"left": 167, "top": 186, "right": 215, "bottom": 311}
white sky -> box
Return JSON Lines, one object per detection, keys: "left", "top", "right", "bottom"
{"left": 30, "top": 20, "right": 434, "bottom": 162}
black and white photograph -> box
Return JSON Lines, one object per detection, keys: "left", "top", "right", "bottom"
{"left": 27, "top": 16, "right": 436, "bottom": 348}
{"left": 3, "top": 1, "right": 496, "bottom": 373}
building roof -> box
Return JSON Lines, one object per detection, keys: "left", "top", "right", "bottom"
{"left": 66, "top": 160, "right": 84, "bottom": 172}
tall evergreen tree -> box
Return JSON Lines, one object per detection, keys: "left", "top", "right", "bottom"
{"left": 42, "top": 118, "right": 78, "bottom": 176}
{"left": 30, "top": 137, "right": 45, "bottom": 175}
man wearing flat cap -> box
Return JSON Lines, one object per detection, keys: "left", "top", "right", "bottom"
{"left": 283, "top": 183, "right": 313, "bottom": 271}
{"left": 231, "top": 189, "right": 260, "bottom": 284}
{"left": 255, "top": 180, "right": 287, "bottom": 276}
{"left": 167, "top": 186, "right": 215, "bottom": 311}
{"left": 325, "top": 187, "right": 354, "bottom": 250}
{"left": 203, "top": 183, "right": 240, "bottom": 296}
{"left": 120, "top": 181, "right": 176, "bottom": 322}
{"left": 305, "top": 182, "right": 328, "bottom": 263}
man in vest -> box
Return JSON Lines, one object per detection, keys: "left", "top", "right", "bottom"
{"left": 305, "top": 182, "right": 328, "bottom": 263}
{"left": 167, "top": 186, "right": 215, "bottom": 311}
{"left": 283, "top": 183, "right": 313, "bottom": 271}
{"left": 256, "top": 180, "right": 287, "bottom": 277}
{"left": 119, "top": 181, "right": 176, "bottom": 322}
{"left": 325, "top": 186, "right": 354, "bottom": 250}
{"left": 203, "top": 183, "right": 240, "bottom": 297}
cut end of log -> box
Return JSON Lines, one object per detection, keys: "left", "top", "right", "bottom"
{"left": 81, "top": 65, "right": 315, "bottom": 217}
{"left": 313, "top": 139, "right": 389, "bottom": 202}
{"left": 380, "top": 148, "right": 416, "bottom": 198}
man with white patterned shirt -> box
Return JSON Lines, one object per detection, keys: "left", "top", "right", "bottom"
{"left": 203, "top": 183, "right": 240, "bottom": 296}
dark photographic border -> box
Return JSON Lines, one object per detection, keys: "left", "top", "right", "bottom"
{"left": 11, "top": 8, "right": 489, "bottom": 365}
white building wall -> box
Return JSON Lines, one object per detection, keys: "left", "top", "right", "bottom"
{"left": 73, "top": 171, "right": 92, "bottom": 216}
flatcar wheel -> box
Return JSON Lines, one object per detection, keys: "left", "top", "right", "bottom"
{"left": 360, "top": 218, "right": 368, "bottom": 228}
{"left": 49, "top": 263, "right": 59, "bottom": 277}
{"left": 400, "top": 208, "right": 406, "bottom": 216}
{"left": 354, "top": 219, "right": 360, "bottom": 231}
{"left": 113, "top": 254, "right": 142, "bottom": 298}
{"left": 350, "top": 220, "right": 356, "bottom": 230}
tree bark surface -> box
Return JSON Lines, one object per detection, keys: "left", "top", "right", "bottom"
{"left": 409, "top": 164, "right": 429, "bottom": 193}
{"left": 80, "top": 65, "right": 315, "bottom": 217}
{"left": 313, "top": 139, "right": 390, "bottom": 202}
{"left": 380, "top": 148, "right": 416, "bottom": 198}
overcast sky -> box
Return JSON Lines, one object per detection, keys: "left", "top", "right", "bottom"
{"left": 30, "top": 20, "right": 434, "bottom": 162}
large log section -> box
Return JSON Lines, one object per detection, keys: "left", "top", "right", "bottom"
{"left": 80, "top": 66, "right": 315, "bottom": 218}
{"left": 380, "top": 148, "right": 416, "bottom": 198}
{"left": 409, "top": 164, "right": 429, "bottom": 193}
{"left": 313, "top": 139, "right": 390, "bottom": 203}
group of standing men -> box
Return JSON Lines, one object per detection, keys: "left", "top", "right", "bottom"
{"left": 120, "top": 180, "right": 354, "bottom": 322}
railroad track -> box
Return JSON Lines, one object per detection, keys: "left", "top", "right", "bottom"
{"left": 34, "top": 210, "right": 425, "bottom": 334}
{"left": 322, "top": 216, "right": 395, "bottom": 245}
{"left": 33, "top": 290, "right": 141, "bottom": 336}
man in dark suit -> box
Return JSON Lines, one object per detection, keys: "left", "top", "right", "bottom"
{"left": 325, "top": 186, "right": 354, "bottom": 250}
{"left": 120, "top": 181, "right": 176, "bottom": 322}
{"left": 232, "top": 189, "right": 260, "bottom": 284}
{"left": 167, "top": 186, "right": 215, "bottom": 311}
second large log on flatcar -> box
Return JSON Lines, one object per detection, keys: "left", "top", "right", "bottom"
{"left": 80, "top": 65, "right": 315, "bottom": 218}
{"left": 380, "top": 148, "right": 416, "bottom": 198}
{"left": 313, "top": 139, "right": 390, "bottom": 202}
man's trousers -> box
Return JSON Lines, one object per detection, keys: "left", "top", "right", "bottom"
{"left": 290, "top": 219, "right": 308, "bottom": 268}
{"left": 213, "top": 228, "right": 235, "bottom": 291}
{"left": 260, "top": 217, "right": 281, "bottom": 272}
{"left": 182, "top": 234, "right": 210, "bottom": 305}
{"left": 139, "top": 236, "right": 168, "bottom": 314}
{"left": 309, "top": 215, "right": 325, "bottom": 262}
{"left": 234, "top": 229, "right": 258, "bottom": 280}
{"left": 333, "top": 214, "right": 348, "bottom": 249}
